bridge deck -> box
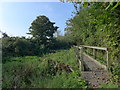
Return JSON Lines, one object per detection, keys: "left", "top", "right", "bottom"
{"left": 81, "top": 53, "right": 110, "bottom": 88}
{"left": 81, "top": 71, "right": 110, "bottom": 88}
{"left": 83, "top": 53, "right": 107, "bottom": 71}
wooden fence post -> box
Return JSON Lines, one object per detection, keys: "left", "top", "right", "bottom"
{"left": 93, "top": 49, "right": 96, "bottom": 59}
{"left": 106, "top": 50, "right": 109, "bottom": 71}
{"left": 74, "top": 46, "right": 82, "bottom": 71}
{"left": 78, "top": 48, "right": 81, "bottom": 71}
{"left": 80, "top": 47, "right": 84, "bottom": 71}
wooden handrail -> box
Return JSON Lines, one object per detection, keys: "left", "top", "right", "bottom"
{"left": 80, "top": 45, "right": 107, "bottom": 51}
{"left": 74, "top": 45, "right": 109, "bottom": 71}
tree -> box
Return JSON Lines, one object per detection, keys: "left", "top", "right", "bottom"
{"left": 14, "top": 38, "right": 31, "bottom": 56}
{"left": 28, "top": 15, "right": 58, "bottom": 49}
{"left": 0, "top": 30, "right": 9, "bottom": 38}
{"left": 2, "top": 37, "right": 16, "bottom": 57}
{"left": 2, "top": 33, "right": 9, "bottom": 38}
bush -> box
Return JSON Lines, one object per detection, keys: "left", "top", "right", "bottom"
{"left": 2, "top": 37, "right": 42, "bottom": 59}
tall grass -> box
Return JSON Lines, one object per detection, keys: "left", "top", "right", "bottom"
{"left": 2, "top": 48, "right": 87, "bottom": 88}
{"left": 42, "top": 48, "right": 78, "bottom": 67}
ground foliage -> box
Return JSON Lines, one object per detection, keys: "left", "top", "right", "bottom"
{"left": 2, "top": 48, "right": 87, "bottom": 88}
{"left": 65, "top": 2, "right": 120, "bottom": 83}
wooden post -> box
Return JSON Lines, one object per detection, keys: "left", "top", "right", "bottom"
{"left": 106, "top": 50, "right": 109, "bottom": 71}
{"left": 87, "top": 48, "right": 89, "bottom": 54}
{"left": 93, "top": 49, "right": 96, "bottom": 59}
{"left": 93, "top": 49, "right": 94, "bottom": 57}
{"left": 78, "top": 48, "right": 81, "bottom": 71}
{"left": 80, "top": 47, "right": 84, "bottom": 71}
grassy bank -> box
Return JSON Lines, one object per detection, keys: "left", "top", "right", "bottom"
{"left": 2, "top": 48, "right": 87, "bottom": 88}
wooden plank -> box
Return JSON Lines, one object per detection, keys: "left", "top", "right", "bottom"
{"left": 80, "top": 45, "right": 107, "bottom": 51}
{"left": 81, "top": 71, "right": 111, "bottom": 88}
{"left": 83, "top": 53, "right": 107, "bottom": 71}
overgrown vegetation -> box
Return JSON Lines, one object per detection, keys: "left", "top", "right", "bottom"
{"left": 65, "top": 2, "right": 120, "bottom": 84}
{"left": 2, "top": 49, "right": 87, "bottom": 88}
{"left": 1, "top": 1, "right": 120, "bottom": 88}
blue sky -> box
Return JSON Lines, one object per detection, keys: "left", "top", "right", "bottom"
{"left": 0, "top": 2, "right": 75, "bottom": 37}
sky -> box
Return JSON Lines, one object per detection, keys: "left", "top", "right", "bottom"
{"left": 0, "top": 2, "right": 75, "bottom": 37}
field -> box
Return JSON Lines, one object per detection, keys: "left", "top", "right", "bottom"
{"left": 2, "top": 48, "right": 87, "bottom": 88}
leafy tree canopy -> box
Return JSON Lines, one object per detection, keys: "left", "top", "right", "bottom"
{"left": 28, "top": 15, "right": 59, "bottom": 47}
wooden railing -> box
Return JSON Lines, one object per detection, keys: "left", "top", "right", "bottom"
{"left": 74, "top": 45, "right": 108, "bottom": 71}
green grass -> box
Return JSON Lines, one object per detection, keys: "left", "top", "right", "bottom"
{"left": 100, "top": 83, "right": 118, "bottom": 88}
{"left": 2, "top": 48, "right": 87, "bottom": 88}
{"left": 42, "top": 48, "right": 78, "bottom": 67}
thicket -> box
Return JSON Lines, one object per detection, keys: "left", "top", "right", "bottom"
{"left": 2, "top": 37, "right": 38, "bottom": 57}
{"left": 2, "top": 36, "right": 72, "bottom": 63}
{"left": 65, "top": 2, "right": 120, "bottom": 82}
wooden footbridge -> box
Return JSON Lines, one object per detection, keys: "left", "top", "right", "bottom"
{"left": 74, "top": 45, "right": 111, "bottom": 88}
